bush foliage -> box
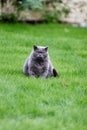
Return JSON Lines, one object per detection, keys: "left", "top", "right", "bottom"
{"left": 0, "top": 0, "right": 70, "bottom": 23}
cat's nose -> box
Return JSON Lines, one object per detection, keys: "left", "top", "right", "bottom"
{"left": 38, "top": 54, "right": 42, "bottom": 58}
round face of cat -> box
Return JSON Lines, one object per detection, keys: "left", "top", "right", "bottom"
{"left": 33, "top": 45, "right": 48, "bottom": 61}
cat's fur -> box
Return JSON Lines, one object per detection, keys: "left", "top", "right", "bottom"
{"left": 23, "top": 45, "right": 58, "bottom": 78}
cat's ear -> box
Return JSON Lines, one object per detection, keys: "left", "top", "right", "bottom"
{"left": 44, "top": 46, "right": 48, "bottom": 51}
{"left": 33, "top": 45, "right": 38, "bottom": 51}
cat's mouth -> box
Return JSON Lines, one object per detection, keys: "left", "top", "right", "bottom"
{"left": 36, "top": 57, "right": 44, "bottom": 62}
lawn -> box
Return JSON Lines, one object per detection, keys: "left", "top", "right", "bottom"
{"left": 0, "top": 23, "right": 87, "bottom": 130}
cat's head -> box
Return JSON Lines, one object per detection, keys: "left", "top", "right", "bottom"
{"left": 33, "top": 45, "right": 48, "bottom": 61}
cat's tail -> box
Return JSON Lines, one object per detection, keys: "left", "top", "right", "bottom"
{"left": 53, "top": 69, "right": 59, "bottom": 77}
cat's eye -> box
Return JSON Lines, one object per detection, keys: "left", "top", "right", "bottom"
{"left": 38, "top": 51, "right": 43, "bottom": 53}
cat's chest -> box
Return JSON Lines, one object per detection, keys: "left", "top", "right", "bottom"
{"left": 30, "top": 61, "right": 47, "bottom": 76}
{"left": 35, "top": 62, "right": 45, "bottom": 69}
{"left": 32, "top": 61, "right": 47, "bottom": 72}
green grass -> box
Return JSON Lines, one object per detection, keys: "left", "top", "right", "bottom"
{"left": 0, "top": 23, "right": 87, "bottom": 130}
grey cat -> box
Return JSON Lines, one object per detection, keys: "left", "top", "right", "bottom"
{"left": 23, "top": 45, "right": 58, "bottom": 78}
